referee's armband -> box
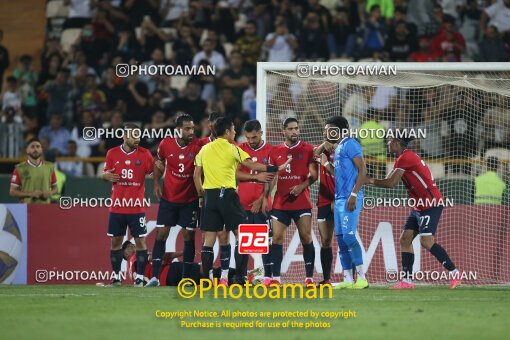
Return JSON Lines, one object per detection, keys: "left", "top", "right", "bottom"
{"left": 267, "top": 165, "right": 279, "bottom": 173}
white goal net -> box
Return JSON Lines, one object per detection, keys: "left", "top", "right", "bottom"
{"left": 257, "top": 62, "right": 510, "bottom": 285}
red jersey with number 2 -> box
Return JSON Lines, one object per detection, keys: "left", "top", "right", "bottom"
{"left": 269, "top": 141, "right": 314, "bottom": 210}
{"left": 103, "top": 145, "right": 153, "bottom": 214}
{"left": 393, "top": 149, "right": 443, "bottom": 211}
{"left": 157, "top": 138, "right": 202, "bottom": 203}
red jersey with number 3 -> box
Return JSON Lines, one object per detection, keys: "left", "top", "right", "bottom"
{"left": 269, "top": 141, "right": 315, "bottom": 210}
{"left": 393, "top": 149, "right": 443, "bottom": 211}
{"left": 238, "top": 141, "right": 273, "bottom": 211}
{"left": 157, "top": 138, "right": 202, "bottom": 203}
{"left": 317, "top": 148, "right": 335, "bottom": 207}
{"left": 103, "top": 145, "right": 153, "bottom": 214}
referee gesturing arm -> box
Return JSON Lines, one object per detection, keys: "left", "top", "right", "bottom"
{"left": 194, "top": 117, "right": 291, "bottom": 284}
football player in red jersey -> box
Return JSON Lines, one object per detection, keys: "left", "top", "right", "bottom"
{"left": 313, "top": 117, "right": 344, "bottom": 286}
{"left": 237, "top": 120, "right": 275, "bottom": 286}
{"left": 146, "top": 114, "right": 202, "bottom": 287}
{"left": 267, "top": 118, "right": 318, "bottom": 286}
{"left": 102, "top": 123, "right": 154, "bottom": 287}
{"left": 368, "top": 136, "right": 462, "bottom": 289}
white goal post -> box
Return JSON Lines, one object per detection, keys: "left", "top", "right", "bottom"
{"left": 255, "top": 62, "right": 510, "bottom": 285}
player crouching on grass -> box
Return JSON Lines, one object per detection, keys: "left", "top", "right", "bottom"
{"left": 367, "top": 136, "right": 462, "bottom": 289}
{"left": 122, "top": 241, "right": 259, "bottom": 286}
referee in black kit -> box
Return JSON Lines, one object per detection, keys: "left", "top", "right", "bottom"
{"left": 194, "top": 117, "right": 291, "bottom": 284}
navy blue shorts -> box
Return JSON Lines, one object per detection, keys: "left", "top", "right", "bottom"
{"left": 317, "top": 204, "right": 334, "bottom": 222}
{"left": 107, "top": 212, "right": 147, "bottom": 238}
{"left": 270, "top": 208, "right": 312, "bottom": 227}
{"left": 245, "top": 211, "right": 273, "bottom": 237}
{"left": 157, "top": 198, "right": 199, "bottom": 230}
{"left": 404, "top": 206, "right": 443, "bottom": 236}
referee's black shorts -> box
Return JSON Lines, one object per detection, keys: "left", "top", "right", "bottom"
{"left": 201, "top": 188, "right": 246, "bottom": 232}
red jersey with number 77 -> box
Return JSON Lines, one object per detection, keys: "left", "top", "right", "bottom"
{"left": 238, "top": 141, "right": 273, "bottom": 211}
{"left": 269, "top": 140, "right": 315, "bottom": 210}
{"left": 157, "top": 138, "right": 202, "bottom": 203}
{"left": 393, "top": 149, "right": 443, "bottom": 211}
{"left": 103, "top": 145, "right": 153, "bottom": 214}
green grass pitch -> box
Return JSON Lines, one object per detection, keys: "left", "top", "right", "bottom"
{"left": 0, "top": 285, "right": 508, "bottom": 340}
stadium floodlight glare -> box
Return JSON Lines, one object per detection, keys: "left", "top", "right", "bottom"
{"left": 257, "top": 62, "right": 510, "bottom": 284}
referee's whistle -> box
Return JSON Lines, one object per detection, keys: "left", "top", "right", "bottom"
{"left": 219, "top": 186, "right": 225, "bottom": 199}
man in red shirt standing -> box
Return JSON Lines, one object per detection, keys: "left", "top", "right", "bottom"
{"left": 237, "top": 120, "right": 275, "bottom": 286}
{"left": 368, "top": 136, "right": 462, "bottom": 289}
{"left": 102, "top": 123, "right": 154, "bottom": 287}
{"left": 431, "top": 15, "right": 466, "bottom": 62}
{"left": 147, "top": 114, "right": 202, "bottom": 287}
{"left": 268, "top": 118, "right": 318, "bottom": 286}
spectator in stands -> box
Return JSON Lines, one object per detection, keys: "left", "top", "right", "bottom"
{"left": 445, "top": 91, "right": 480, "bottom": 175}
{"left": 99, "top": 67, "right": 126, "bottom": 112}
{"left": 39, "top": 114, "right": 71, "bottom": 156}
{"left": 298, "top": 11, "right": 329, "bottom": 61}
{"left": 192, "top": 38, "right": 226, "bottom": 71}
{"left": 365, "top": 0, "right": 395, "bottom": 22}
{"left": 483, "top": 96, "right": 510, "bottom": 151}
{"left": 419, "top": 88, "right": 444, "bottom": 158}
{"left": 342, "top": 86, "right": 375, "bottom": 129}
{"left": 474, "top": 157, "right": 506, "bottom": 205}
{"left": 242, "top": 80, "right": 256, "bottom": 121}
{"left": 123, "top": 74, "right": 149, "bottom": 122}
{"left": 13, "top": 55, "right": 38, "bottom": 116}
{"left": 44, "top": 68, "right": 73, "bottom": 125}
{"left": 409, "top": 37, "right": 441, "bottom": 62}
{"left": 139, "top": 16, "right": 172, "bottom": 62}
{"left": 64, "top": 0, "right": 93, "bottom": 29}
{"left": 57, "top": 140, "right": 83, "bottom": 176}
{"left": 431, "top": 14, "right": 466, "bottom": 62}
{"left": 264, "top": 21, "right": 298, "bottom": 62}
{"left": 160, "top": 0, "right": 189, "bottom": 27}
{"left": 203, "top": 30, "right": 227, "bottom": 57}
{"left": 0, "top": 106, "right": 24, "bottom": 158}
{"left": 355, "top": 4, "right": 387, "bottom": 59}
{"left": 81, "top": 74, "right": 107, "bottom": 112}
{"left": 96, "top": 0, "right": 130, "bottom": 27}
{"left": 385, "top": 20, "right": 419, "bottom": 61}
{"left": 67, "top": 50, "right": 97, "bottom": 77}
{"left": 328, "top": 6, "right": 353, "bottom": 59}
{"left": 122, "top": 0, "right": 160, "bottom": 28}
{"left": 478, "top": 26, "right": 509, "bottom": 62}
{"left": 71, "top": 110, "right": 100, "bottom": 158}
{"left": 392, "top": 6, "right": 418, "bottom": 38}
{"left": 0, "top": 29, "right": 9, "bottom": 91}
{"left": 424, "top": 3, "right": 445, "bottom": 37}
{"left": 1, "top": 76, "right": 21, "bottom": 111}
{"left": 77, "top": 10, "right": 114, "bottom": 69}
{"left": 99, "top": 110, "right": 123, "bottom": 154}
{"left": 235, "top": 21, "right": 262, "bottom": 74}
{"left": 221, "top": 51, "right": 251, "bottom": 101}
{"left": 480, "top": 0, "right": 510, "bottom": 43}
{"left": 210, "top": 1, "right": 237, "bottom": 43}
{"left": 192, "top": 59, "right": 216, "bottom": 103}
{"left": 170, "top": 78, "right": 206, "bottom": 123}
{"left": 113, "top": 25, "right": 140, "bottom": 62}
{"left": 358, "top": 108, "right": 386, "bottom": 177}
{"left": 38, "top": 54, "right": 61, "bottom": 87}
{"left": 303, "top": 0, "right": 333, "bottom": 32}
{"left": 215, "top": 87, "right": 243, "bottom": 131}
{"left": 140, "top": 110, "right": 170, "bottom": 153}
{"left": 172, "top": 24, "right": 199, "bottom": 67}
{"left": 139, "top": 48, "right": 168, "bottom": 94}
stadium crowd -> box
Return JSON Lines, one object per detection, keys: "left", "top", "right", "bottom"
{"left": 0, "top": 0, "right": 510, "bottom": 176}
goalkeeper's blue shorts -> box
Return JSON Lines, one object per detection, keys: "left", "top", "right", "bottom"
{"left": 334, "top": 196, "right": 363, "bottom": 236}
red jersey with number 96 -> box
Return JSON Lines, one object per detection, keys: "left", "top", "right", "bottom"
{"left": 103, "top": 145, "right": 154, "bottom": 214}
{"left": 157, "top": 138, "right": 202, "bottom": 203}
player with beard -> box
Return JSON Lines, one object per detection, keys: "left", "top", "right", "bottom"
{"left": 102, "top": 124, "right": 154, "bottom": 287}
{"left": 267, "top": 118, "right": 318, "bottom": 286}
{"left": 10, "top": 138, "right": 58, "bottom": 203}
{"left": 147, "top": 114, "right": 202, "bottom": 286}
